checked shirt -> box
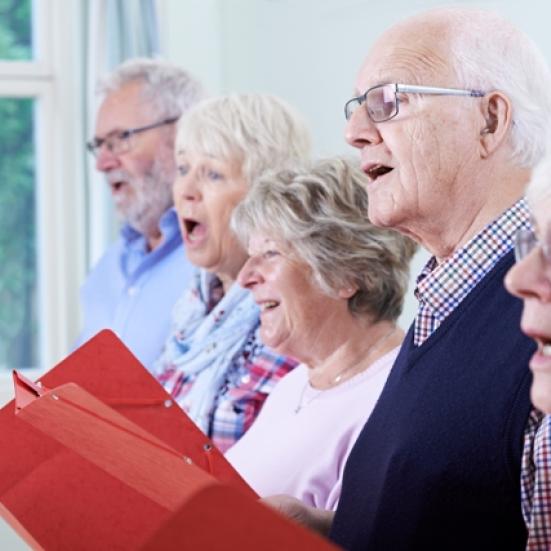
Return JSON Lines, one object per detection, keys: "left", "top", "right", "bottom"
{"left": 414, "top": 198, "right": 551, "bottom": 550}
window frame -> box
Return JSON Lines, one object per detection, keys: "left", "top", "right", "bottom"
{"left": 0, "top": 0, "right": 86, "bottom": 374}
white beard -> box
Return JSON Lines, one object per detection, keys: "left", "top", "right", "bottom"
{"left": 110, "top": 153, "right": 175, "bottom": 237}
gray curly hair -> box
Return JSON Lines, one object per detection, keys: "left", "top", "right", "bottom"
{"left": 232, "top": 157, "right": 417, "bottom": 321}
{"left": 97, "top": 57, "right": 205, "bottom": 119}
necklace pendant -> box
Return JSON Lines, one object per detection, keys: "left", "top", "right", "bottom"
{"left": 294, "top": 404, "right": 302, "bottom": 414}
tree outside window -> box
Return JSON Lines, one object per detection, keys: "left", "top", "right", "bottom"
{"left": 0, "top": 0, "right": 37, "bottom": 369}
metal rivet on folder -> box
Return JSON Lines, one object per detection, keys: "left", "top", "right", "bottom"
{"left": 183, "top": 456, "right": 193, "bottom": 464}
{"left": 203, "top": 444, "right": 213, "bottom": 452}
{"left": 163, "top": 399, "right": 172, "bottom": 408}
{"left": 51, "top": 394, "right": 59, "bottom": 401}
{"left": 36, "top": 381, "right": 43, "bottom": 388}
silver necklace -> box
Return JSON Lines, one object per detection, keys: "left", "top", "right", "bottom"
{"left": 293, "top": 327, "right": 397, "bottom": 414}
{"left": 294, "top": 385, "right": 323, "bottom": 414}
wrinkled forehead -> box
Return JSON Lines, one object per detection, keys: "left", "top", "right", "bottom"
{"left": 96, "top": 82, "right": 156, "bottom": 134}
{"left": 355, "top": 23, "right": 454, "bottom": 93}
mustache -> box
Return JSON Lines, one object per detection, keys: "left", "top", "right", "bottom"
{"left": 106, "top": 170, "right": 132, "bottom": 185}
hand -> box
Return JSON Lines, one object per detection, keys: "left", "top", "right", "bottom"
{"left": 261, "top": 494, "right": 334, "bottom": 537}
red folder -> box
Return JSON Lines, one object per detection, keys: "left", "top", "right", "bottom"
{"left": 0, "top": 330, "right": 338, "bottom": 550}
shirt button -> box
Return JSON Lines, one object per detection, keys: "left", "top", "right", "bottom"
{"left": 241, "top": 374, "right": 251, "bottom": 384}
{"left": 127, "top": 286, "right": 138, "bottom": 296}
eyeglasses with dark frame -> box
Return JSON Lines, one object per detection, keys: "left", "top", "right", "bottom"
{"left": 86, "top": 116, "right": 179, "bottom": 157}
{"left": 344, "top": 83, "right": 486, "bottom": 122}
{"left": 514, "top": 227, "right": 551, "bottom": 266}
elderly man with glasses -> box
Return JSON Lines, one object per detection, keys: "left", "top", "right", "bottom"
{"left": 267, "top": 8, "right": 551, "bottom": 551}
{"left": 76, "top": 58, "right": 205, "bottom": 369}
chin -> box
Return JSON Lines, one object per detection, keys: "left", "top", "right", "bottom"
{"left": 259, "top": 329, "right": 279, "bottom": 350}
{"left": 184, "top": 250, "right": 210, "bottom": 270}
{"left": 531, "top": 377, "right": 551, "bottom": 414}
{"left": 368, "top": 206, "right": 399, "bottom": 229}
{"left": 260, "top": 327, "right": 290, "bottom": 356}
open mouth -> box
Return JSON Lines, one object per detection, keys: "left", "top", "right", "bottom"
{"left": 183, "top": 218, "right": 206, "bottom": 242}
{"left": 365, "top": 164, "right": 394, "bottom": 182}
{"left": 259, "top": 300, "right": 280, "bottom": 313}
{"left": 110, "top": 180, "right": 127, "bottom": 192}
{"left": 537, "top": 339, "right": 551, "bottom": 357}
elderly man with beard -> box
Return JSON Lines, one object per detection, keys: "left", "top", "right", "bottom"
{"left": 267, "top": 8, "right": 551, "bottom": 551}
{"left": 77, "top": 58, "right": 204, "bottom": 368}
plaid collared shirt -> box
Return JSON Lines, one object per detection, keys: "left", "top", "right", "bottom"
{"left": 413, "top": 198, "right": 551, "bottom": 550}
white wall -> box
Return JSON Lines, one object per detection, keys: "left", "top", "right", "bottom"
{"left": 160, "top": 0, "right": 551, "bottom": 329}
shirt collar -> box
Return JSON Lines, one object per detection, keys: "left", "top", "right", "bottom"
{"left": 414, "top": 198, "right": 530, "bottom": 321}
{"left": 120, "top": 207, "right": 180, "bottom": 249}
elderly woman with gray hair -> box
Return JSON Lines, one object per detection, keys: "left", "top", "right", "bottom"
{"left": 153, "top": 94, "right": 310, "bottom": 452}
{"left": 225, "top": 157, "right": 416, "bottom": 509}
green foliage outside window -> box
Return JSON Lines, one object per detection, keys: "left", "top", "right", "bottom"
{"left": 0, "top": 0, "right": 31, "bottom": 60}
{"left": 0, "top": 0, "right": 37, "bottom": 368}
{"left": 0, "top": 99, "right": 37, "bottom": 369}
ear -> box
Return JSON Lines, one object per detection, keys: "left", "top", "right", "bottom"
{"left": 478, "top": 91, "right": 512, "bottom": 159}
{"left": 338, "top": 286, "right": 358, "bottom": 299}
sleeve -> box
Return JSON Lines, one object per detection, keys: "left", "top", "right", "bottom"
{"left": 208, "top": 327, "right": 298, "bottom": 452}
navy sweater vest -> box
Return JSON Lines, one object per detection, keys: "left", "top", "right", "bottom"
{"left": 331, "top": 251, "right": 535, "bottom": 551}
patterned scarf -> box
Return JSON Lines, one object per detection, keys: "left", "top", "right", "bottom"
{"left": 154, "top": 269, "right": 260, "bottom": 433}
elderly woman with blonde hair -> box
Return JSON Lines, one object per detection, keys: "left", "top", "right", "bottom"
{"left": 225, "top": 157, "right": 416, "bottom": 509}
{"left": 154, "top": 94, "right": 310, "bottom": 451}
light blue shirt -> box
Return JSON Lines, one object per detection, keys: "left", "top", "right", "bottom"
{"left": 76, "top": 208, "right": 195, "bottom": 370}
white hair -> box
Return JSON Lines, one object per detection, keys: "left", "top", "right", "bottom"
{"left": 97, "top": 57, "right": 206, "bottom": 119}
{"left": 175, "top": 94, "right": 312, "bottom": 184}
{"left": 421, "top": 8, "right": 551, "bottom": 168}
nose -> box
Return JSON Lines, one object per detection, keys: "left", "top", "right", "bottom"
{"left": 173, "top": 167, "right": 202, "bottom": 203}
{"left": 237, "top": 255, "right": 263, "bottom": 289}
{"left": 95, "top": 144, "right": 121, "bottom": 172}
{"left": 505, "top": 249, "right": 551, "bottom": 302}
{"left": 344, "top": 108, "right": 383, "bottom": 149}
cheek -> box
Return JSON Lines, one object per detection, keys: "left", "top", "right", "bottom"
{"left": 173, "top": 178, "right": 184, "bottom": 203}
{"left": 406, "top": 122, "right": 441, "bottom": 180}
{"left": 521, "top": 301, "right": 551, "bottom": 334}
{"left": 130, "top": 160, "right": 158, "bottom": 183}
{"left": 281, "top": 287, "right": 316, "bottom": 328}
{"left": 207, "top": 192, "right": 245, "bottom": 243}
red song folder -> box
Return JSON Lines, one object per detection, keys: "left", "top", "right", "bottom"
{"left": 0, "top": 330, "right": 338, "bottom": 550}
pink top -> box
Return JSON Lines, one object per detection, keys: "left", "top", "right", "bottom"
{"left": 225, "top": 347, "right": 398, "bottom": 510}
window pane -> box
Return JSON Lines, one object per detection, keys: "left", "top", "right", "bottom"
{"left": 0, "top": 98, "right": 38, "bottom": 369}
{"left": 0, "top": 0, "right": 32, "bottom": 61}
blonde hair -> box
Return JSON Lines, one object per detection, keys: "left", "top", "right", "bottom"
{"left": 176, "top": 93, "right": 311, "bottom": 184}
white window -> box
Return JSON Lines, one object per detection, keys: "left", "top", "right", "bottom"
{"left": 0, "top": 0, "right": 85, "bottom": 392}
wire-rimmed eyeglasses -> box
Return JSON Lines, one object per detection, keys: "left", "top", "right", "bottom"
{"left": 514, "top": 227, "right": 551, "bottom": 265}
{"left": 86, "top": 116, "right": 179, "bottom": 157}
{"left": 344, "top": 83, "right": 486, "bottom": 123}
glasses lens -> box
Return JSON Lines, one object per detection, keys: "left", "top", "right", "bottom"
{"left": 344, "top": 97, "right": 362, "bottom": 120}
{"left": 86, "top": 140, "right": 100, "bottom": 157}
{"left": 514, "top": 228, "right": 537, "bottom": 262}
{"left": 366, "top": 84, "right": 397, "bottom": 122}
